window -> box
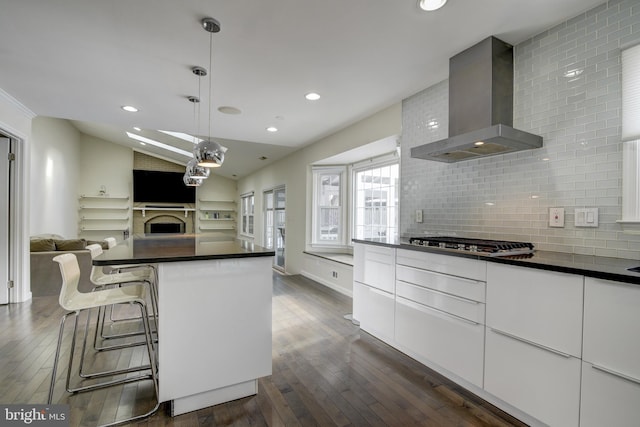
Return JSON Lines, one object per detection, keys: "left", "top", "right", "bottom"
{"left": 620, "top": 43, "right": 640, "bottom": 232}
{"left": 353, "top": 161, "right": 399, "bottom": 241}
{"left": 311, "top": 153, "right": 399, "bottom": 248}
{"left": 241, "top": 193, "right": 254, "bottom": 236}
{"left": 312, "top": 167, "right": 345, "bottom": 245}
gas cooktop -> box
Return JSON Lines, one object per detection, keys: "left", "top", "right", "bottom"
{"left": 408, "top": 236, "right": 535, "bottom": 257}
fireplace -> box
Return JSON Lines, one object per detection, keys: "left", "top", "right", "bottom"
{"left": 142, "top": 214, "right": 188, "bottom": 234}
{"left": 148, "top": 222, "right": 185, "bottom": 234}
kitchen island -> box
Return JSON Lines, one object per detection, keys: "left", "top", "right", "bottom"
{"left": 93, "top": 233, "right": 275, "bottom": 416}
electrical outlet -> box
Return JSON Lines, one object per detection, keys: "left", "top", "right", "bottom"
{"left": 416, "top": 209, "right": 423, "bottom": 223}
{"left": 549, "top": 208, "right": 565, "bottom": 227}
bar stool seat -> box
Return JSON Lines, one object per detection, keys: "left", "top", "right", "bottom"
{"left": 85, "top": 244, "right": 158, "bottom": 349}
{"left": 48, "top": 253, "right": 159, "bottom": 426}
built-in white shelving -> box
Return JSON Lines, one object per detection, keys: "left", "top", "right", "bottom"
{"left": 197, "top": 199, "right": 237, "bottom": 233}
{"left": 78, "top": 195, "right": 131, "bottom": 236}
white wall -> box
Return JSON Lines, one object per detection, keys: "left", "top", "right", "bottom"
{"left": 79, "top": 134, "right": 133, "bottom": 197}
{"left": 30, "top": 117, "right": 81, "bottom": 238}
{"left": 238, "top": 103, "right": 402, "bottom": 280}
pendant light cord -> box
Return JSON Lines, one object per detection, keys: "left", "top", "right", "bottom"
{"left": 208, "top": 30, "right": 213, "bottom": 142}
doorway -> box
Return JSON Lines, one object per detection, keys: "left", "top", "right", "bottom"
{"left": 0, "top": 135, "right": 14, "bottom": 305}
{"left": 264, "top": 186, "right": 286, "bottom": 271}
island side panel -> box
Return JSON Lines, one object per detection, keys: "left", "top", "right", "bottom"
{"left": 157, "top": 257, "right": 273, "bottom": 406}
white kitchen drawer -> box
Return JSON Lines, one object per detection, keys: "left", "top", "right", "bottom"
{"left": 396, "top": 264, "right": 485, "bottom": 302}
{"left": 396, "top": 248, "right": 486, "bottom": 282}
{"left": 484, "top": 327, "right": 581, "bottom": 427}
{"left": 396, "top": 280, "right": 485, "bottom": 323}
{"left": 395, "top": 296, "right": 484, "bottom": 388}
{"left": 486, "top": 263, "right": 583, "bottom": 358}
{"left": 354, "top": 244, "right": 395, "bottom": 293}
{"left": 583, "top": 277, "right": 640, "bottom": 380}
{"left": 580, "top": 360, "right": 640, "bottom": 427}
{"left": 353, "top": 281, "right": 394, "bottom": 342}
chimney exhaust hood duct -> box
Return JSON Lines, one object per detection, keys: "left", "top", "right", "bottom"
{"left": 410, "top": 36, "right": 542, "bottom": 163}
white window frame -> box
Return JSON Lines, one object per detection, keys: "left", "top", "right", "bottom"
{"left": 240, "top": 192, "right": 255, "bottom": 237}
{"left": 311, "top": 166, "right": 347, "bottom": 247}
{"left": 351, "top": 155, "right": 400, "bottom": 242}
{"left": 618, "top": 43, "right": 640, "bottom": 233}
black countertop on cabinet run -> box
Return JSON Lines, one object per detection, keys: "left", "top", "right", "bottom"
{"left": 93, "top": 233, "right": 275, "bottom": 266}
{"left": 352, "top": 238, "right": 640, "bottom": 285}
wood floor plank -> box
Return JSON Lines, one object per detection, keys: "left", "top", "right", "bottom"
{"left": 0, "top": 273, "right": 527, "bottom": 427}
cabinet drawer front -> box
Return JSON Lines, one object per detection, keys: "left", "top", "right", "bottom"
{"left": 395, "top": 296, "right": 484, "bottom": 388}
{"left": 362, "top": 245, "right": 395, "bottom": 293}
{"left": 397, "top": 249, "right": 486, "bottom": 281}
{"left": 580, "top": 361, "right": 640, "bottom": 427}
{"left": 486, "top": 263, "right": 583, "bottom": 358}
{"left": 396, "top": 280, "right": 485, "bottom": 323}
{"left": 353, "top": 281, "right": 394, "bottom": 342}
{"left": 396, "top": 264, "right": 485, "bottom": 302}
{"left": 583, "top": 277, "right": 640, "bottom": 379}
{"left": 484, "top": 328, "right": 581, "bottom": 427}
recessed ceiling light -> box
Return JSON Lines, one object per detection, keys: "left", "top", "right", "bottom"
{"left": 121, "top": 105, "right": 139, "bottom": 112}
{"left": 305, "top": 92, "right": 321, "bottom": 101}
{"left": 418, "top": 0, "right": 447, "bottom": 11}
{"left": 218, "top": 106, "right": 242, "bottom": 115}
{"left": 474, "top": 141, "right": 485, "bottom": 146}
{"left": 266, "top": 126, "right": 278, "bottom": 132}
{"left": 133, "top": 127, "right": 141, "bottom": 131}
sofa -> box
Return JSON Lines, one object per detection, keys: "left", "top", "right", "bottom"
{"left": 29, "top": 234, "right": 109, "bottom": 297}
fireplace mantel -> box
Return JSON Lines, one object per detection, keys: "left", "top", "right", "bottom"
{"left": 133, "top": 206, "right": 195, "bottom": 218}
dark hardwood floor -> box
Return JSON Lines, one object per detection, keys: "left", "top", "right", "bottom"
{"left": 0, "top": 273, "right": 528, "bottom": 426}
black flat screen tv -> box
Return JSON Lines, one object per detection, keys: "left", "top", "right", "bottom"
{"left": 133, "top": 169, "right": 195, "bottom": 204}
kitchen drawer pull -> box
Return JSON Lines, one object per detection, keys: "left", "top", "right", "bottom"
{"left": 592, "top": 364, "right": 640, "bottom": 386}
{"left": 490, "top": 328, "right": 572, "bottom": 359}
{"left": 368, "top": 287, "right": 394, "bottom": 298}
{"left": 397, "top": 264, "right": 484, "bottom": 285}
{"left": 397, "top": 296, "right": 480, "bottom": 326}
{"left": 397, "top": 281, "right": 480, "bottom": 304}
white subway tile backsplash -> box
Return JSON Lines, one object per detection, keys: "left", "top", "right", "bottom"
{"left": 400, "top": 1, "right": 640, "bottom": 260}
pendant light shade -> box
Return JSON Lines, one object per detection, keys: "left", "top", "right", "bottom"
{"left": 194, "top": 139, "right": 225, "bottom": 167}
{"left": 185, "top": 157, "right": 211, "bottom": 179}
{"left": 183, "top": 173, "right": 202, "bottom": 187}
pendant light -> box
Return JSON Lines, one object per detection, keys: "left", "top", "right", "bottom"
{"left": 194, "top": 17, "right": 226, "bottom": 168}
{"left": 185, "top": 67, "right": 210, "bottom": 181}
{"left": 183, "top": 174, "right": 202, "bottom": 186}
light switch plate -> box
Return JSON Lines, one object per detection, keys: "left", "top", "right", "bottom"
{"left": 575, "top": 208, "right": 598, "bottom": 227}
{"left": 549, "top": 208, "right": 565, "bottom": 227}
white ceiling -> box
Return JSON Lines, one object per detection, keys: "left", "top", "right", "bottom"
{"left": 0, "top": 0, "right": 603, "bottom": 178}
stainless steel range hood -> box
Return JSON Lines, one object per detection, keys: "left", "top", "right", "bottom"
{"left": 410, "top": 36, "right": 542, "bottom": 163}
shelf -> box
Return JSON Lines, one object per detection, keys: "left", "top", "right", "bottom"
{"left": 133, "top": 207, "right": 195, "bottom": 218}
{"left": 79, "top": 206, "right": 130, "bottom": 211}
{"left": 200, "top": 218, "right": 235, "bottom": 221}
{"left": 199, "top": 226, "right": 236, "bottom": 231}
{"left": 80, "top": 226, "right": 129, "bottom": 231}
{"left": 199, "top": 199, "right": 235, "bottom": 203}
{"left": 81, "top": 217, "right": 130, "bottom": 221}
{"left": 79, "top": 195, "right": 129, "bottom": 200}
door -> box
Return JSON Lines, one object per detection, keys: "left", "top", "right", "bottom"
{"left": 0, "top": 137, "right": 11, "bottom": 304}
{"left": 263, "top": 186, "right": 285, "bottom": 271}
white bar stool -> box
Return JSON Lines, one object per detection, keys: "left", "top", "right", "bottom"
{"left": 48, "top": 253, "right": 159, "bottom": 426}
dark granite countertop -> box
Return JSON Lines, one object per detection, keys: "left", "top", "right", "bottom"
{"left": 353, "top": 238, "right": 640, "bottom": 285}
{"left": 93, "top": 233, "right": 275, "bottom": 266}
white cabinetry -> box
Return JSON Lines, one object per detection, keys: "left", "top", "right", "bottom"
{"left": 580, "top": 277, "right": 640, "bottom": 427}
{"left": 78, "top": 195, "right": 131, "bottom": 238}
{"left": 197, "top": 199, "right": 236, "bottom": 233}
{"left": 352, "top": 243, "right": 395, "bottom": 342}
{"left": 394, "top": 249, "right": 486, "bottom": 387}
{"left": 485, "top": 263, "right": 583, "bottom": 427}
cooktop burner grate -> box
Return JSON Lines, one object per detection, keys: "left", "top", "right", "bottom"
{"left": 408, "top": 236, "right": 534, "bottom": 256}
